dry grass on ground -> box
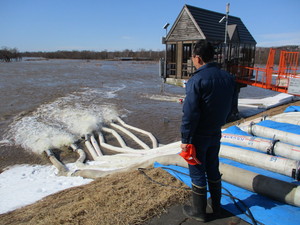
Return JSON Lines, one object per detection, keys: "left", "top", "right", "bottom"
{"left": 1, "top": 100, "right": 300, "bottom": 225}
{"left": 0, "top": 168, "right": 190, "bottom": 225}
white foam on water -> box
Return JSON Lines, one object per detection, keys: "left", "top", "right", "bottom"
{"left": 143, "top": 93, "right": 184, "bottom": 102}
{"left": 100, "top": 106, "right": 120, "bottom": 123}
{"left": 7, "top": 117, "right": 75, "bottom": 154}
{"left": 104, "top": 84, "right": 126, "bottom": 99}
{"left": 80, "top": 84, "right": 126, "bottom": 99}
{"left": 4, "top": 88, "right": 121, "bottom": 154}
{"left": 45, "top": 107, "right": 101, "bottom": 136}
{"left": 0, "top": 139, "right": 11, "bottom": 146}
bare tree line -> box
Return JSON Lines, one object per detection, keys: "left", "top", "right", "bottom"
{"left": 1, "top": 46, "right": 299, "bottom": 64}
{"left": 21, "top": 49, "right": 165, "bottom": 61}
{"left": 0, "top": 47, "right": 22, "bottom": 62}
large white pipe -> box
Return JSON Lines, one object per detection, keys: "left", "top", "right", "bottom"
{"left": 266, "top": 112, "right": 300, "bottom": 125}
{"left": 110, "top": 122, "right": 150, "bottom": 150}
{"left": 90, "top": 134, "right": 103, "bottom": 156}
{"left": 222, "top": 133, "right": 272, "bottom": 152}
{"left": 101, "top": 127, "right": 131, "bottom": 149}
{"left": 271, "top": 112, "right": 300, "bottom": 118}
{"left": 220, "top": 162, "right": 300, "bottom": 207}
{"left": 116, "top": 117, "right": 158, "bottom": 148}
{"left": 220, "top": 144, "right": 300, "bottom": 180}
{"left": 70, "top": 153, "right": 300, "bottom": 207}
{"left": 44, "top": 141, "right": 300, "bottom": 206}
{"left": 239, "top": 123, "right": 300, "bottom": 146}
{"left": 221, "top": 133, "right": 300, "bottom": 161}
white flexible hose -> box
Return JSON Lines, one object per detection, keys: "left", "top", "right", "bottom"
{"left": 116, "top": 117, "right": 158, "bottom": 148}
{"left": 90, "top": 135, "right": 103, "bottom": 156}
{"left": 75, "top": 148, "right": 86, "bottom": 164}
{"left": 45, "top": 149, "right": 68, "bottom": 176}
{"left": 98, "top": 131, "right": 134, "bottom": 153}
{"left": 84, "top": 139, "right": 99, "bottom": 160}
{"left": 110, "top": 122, "right": 150, "bottom": 150}
{"left": 70, "top": 144, "right": 86, "bottom": 165}
{"left": 98, "top": 131, "right": 150, "bottom": 154}
{"left": 101, "top": 127, "right": 131, "bottom": 149}
{"left": 98, "top": 133, "right": 180, "bottom": 156}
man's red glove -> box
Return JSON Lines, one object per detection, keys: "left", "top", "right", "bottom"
{"left": 179, "top": 144, "right": 201, "bottom": 165}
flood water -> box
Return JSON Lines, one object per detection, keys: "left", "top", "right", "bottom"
{"left": 0, "top": 59, "right": 186, "bottom": 169}
{"left": 0, "top": 59, "right": 281, "bottom": 169}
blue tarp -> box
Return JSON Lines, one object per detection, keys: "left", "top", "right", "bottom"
{"left": 154, "top": 162, "right": 300, "bottom": 225}
{"left": 284, "top": 105, "right": 300, "bottom": 112}
{"left": 155, "top": 106, "right": 300, "bottom": 225}
{"left": 256, "top": 120, "right": 300, "bottom": 136}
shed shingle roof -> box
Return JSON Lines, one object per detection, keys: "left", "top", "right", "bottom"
{"left": 168, "top": 5, "right": 256, "bottom": 44}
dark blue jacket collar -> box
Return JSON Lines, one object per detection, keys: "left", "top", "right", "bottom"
{"left": 194, "top": 62, "right": 219, "bottom": 73}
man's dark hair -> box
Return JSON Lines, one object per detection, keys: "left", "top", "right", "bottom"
{"left": 192, "top": 40, "right": 215, "bottom": 63}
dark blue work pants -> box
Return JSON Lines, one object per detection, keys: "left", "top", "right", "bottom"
{"left": 188, "top": 132, "right": 222, "bottom": 187}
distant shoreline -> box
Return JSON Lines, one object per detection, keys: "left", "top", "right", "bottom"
{"left": 21, "top": 57, "right": 157, "bottom": 62}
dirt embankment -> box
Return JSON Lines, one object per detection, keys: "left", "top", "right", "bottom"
{"left": 0, "top": 168, "right": 189, "bottom": 225}
{"left": 1, "top": 100, "right": 300, "bottom": 225}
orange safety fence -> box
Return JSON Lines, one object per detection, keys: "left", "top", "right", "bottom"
{"left": 233, "top": 48, "right": 300, "bottom": 96}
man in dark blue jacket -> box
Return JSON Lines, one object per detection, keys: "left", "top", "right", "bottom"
{"left": 181, "top": 40, "right": 235, "bottom": 222}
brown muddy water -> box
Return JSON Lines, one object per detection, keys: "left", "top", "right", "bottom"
{"left": 0, "top": 59, "right": 281, "bottom": 170}
{"left": 0, "top": 59, "right": 186, "bottom": 169}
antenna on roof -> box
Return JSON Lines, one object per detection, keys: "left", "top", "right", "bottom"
{"left": 219, "top": 3, "right": 230, "bottom": 69}
{"left": 225, "top": 3, "right": 230, "bottom": 44}
{"left": 219, "top": 3, "right": 230, "bottom": 44}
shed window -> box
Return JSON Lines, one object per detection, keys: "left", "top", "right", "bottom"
{"left": 167, "top": 44, "right": 177, "bottom": 76}
{"left": 182, "top": 44, "right": 193, "bottom": 77}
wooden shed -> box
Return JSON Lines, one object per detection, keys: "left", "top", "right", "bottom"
{"left": 161, "top": 4, "right": 256, "bottom": 86}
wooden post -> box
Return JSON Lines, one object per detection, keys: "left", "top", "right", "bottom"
{"left": 177, "top": 41, "right": 183, "bottom": 79}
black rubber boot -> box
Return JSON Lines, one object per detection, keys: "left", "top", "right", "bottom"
{"left": 183, "top": 184, "right": 207, "bottom": 222}
{"left": 208, "top": 179, "right": 222, "bottom": 216}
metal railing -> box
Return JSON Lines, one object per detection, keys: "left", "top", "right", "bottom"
{"left": 234, "top": 49, "right": 300, "bottom": 96}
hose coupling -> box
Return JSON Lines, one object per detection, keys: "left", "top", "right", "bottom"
{"left": 292, "top": 161, "right": 300, "bottom": 181}
{"left": 45, "top": 149, "right": 54, "bottom": 157}
{"left": 70, "top": 143, "right": 79, "bottom": 151}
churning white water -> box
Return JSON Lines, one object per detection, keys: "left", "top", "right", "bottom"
{"left": 4, "top": 88, "right": 124, "bottom": 154}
